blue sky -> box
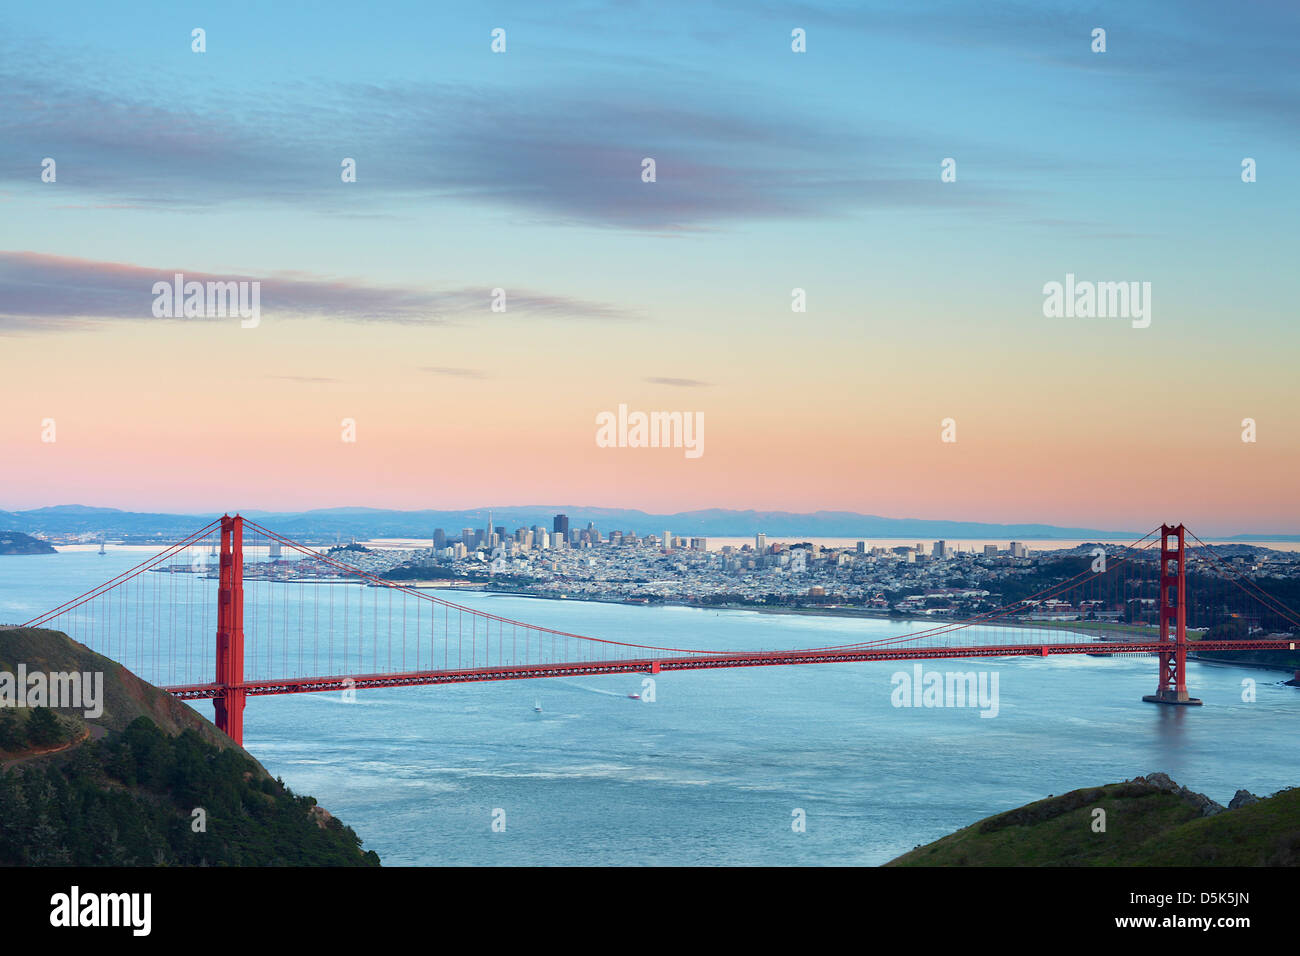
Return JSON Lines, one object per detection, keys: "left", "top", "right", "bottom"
{"left": 0, "top": 1, "right": 1297, "bottom": 531}
{"left": 3, "top": 0, "right": 1297, "bottom": 315}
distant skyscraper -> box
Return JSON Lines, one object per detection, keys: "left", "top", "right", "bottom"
{"left": 433, "top": 528, "right": 446, "bottom": 549}
{"left": 856, "top": 541, "right": 866, "bottom": 553}
{"left": 934, "top": 540, "right": 948, "bottom": 560}
{"left": 553, "top": 514, "right": 569, "bottom": 536}
{"left": 663, "top": 530, "right": 671, "bottom": 550}
{"left": 755, "top": 533, "right": 767, "bottom": 554}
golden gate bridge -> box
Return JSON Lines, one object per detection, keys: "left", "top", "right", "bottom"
{"left": 17, "top": 516, "right": 1300, "bottom": 746}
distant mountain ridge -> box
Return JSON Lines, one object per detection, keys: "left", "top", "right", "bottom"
{"left": 1, "top": 504, "right": 1294, "bottom": 542}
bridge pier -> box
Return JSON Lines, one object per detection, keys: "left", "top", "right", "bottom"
{"left": 1143, "top": 524, "right": 1202, "bottom": 706}
{"left": 214, "top": 515, "right": 247, "bottom": 744}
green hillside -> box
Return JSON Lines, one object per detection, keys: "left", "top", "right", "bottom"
{"left": 888, "top": 773, "right": 1300, "bottom": 867}
{"left": 0, "top": 626, "right": 380, "bottom": 866}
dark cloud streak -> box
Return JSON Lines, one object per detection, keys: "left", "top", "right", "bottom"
{"left": 0, "top": 252, "right": 636, "bottom": 331}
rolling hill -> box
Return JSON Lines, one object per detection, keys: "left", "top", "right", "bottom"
{"left": 0, "top": 626, "right": 380, "bottom": 866}
{"left": 887, "top": 772, "right": 1300, "bottom": 866}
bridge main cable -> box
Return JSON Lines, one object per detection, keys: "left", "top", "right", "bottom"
{"left": 793, "top": 527, "right": 1163, "bottom": 653}
{"left": 1185, "top": 528, "right": 1300, "bottom": 630}
{"left": 20, "top": 518, "right": 223, "bottom": 629}
{"left": 241, "top": 518, "right": 741, "bottom": 659}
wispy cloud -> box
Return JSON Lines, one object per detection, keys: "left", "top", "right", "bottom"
{"left": 269, "top": 375, "right": 341, "bottom": 385}
{"left": 0, "top": 252, "right": 636, "bottom": 331}
{"left": 420, "top": 367, "right": 491, "bottom": 379}
{"left": 0, "top": 48, "right": 1013, "bottom": 231}
{"left": 645, "top": 377, "right": 713, "bottom": 388}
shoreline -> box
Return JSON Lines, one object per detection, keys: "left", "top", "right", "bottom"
{"left": 460, "top": 587, "right": 1298, "bottom": 675}
{"left": 1189, "top": 654, "right": 1299, "bottom": 675}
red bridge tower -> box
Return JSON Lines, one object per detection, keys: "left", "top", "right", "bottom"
{"left": 214, "top": 514, "right": 247, "bottom": 743}
{"left": 1143, "top": 523, "right": 1202, "bottom": 706}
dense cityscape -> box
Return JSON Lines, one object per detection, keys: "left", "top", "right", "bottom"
{"left": 225, "top": 512, "right": 1300, "bottom": 635}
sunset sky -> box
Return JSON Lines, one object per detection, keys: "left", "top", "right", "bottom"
{"left": 1, "top": 1, "right": 1297, "bottom": 535}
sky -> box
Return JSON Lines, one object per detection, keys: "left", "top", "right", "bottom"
{"left": 1, "top": 0, "right": 1297, "bottom": 535}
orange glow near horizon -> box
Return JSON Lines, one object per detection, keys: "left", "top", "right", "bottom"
{"left": 1, "top": 312, "right": 1296, "bottom": 536}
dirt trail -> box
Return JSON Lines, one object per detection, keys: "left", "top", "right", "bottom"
{"left": 0, "top": 723, "right": 100, "bottom": 768}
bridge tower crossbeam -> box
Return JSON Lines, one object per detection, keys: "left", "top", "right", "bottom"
{"left": 1143, "top": 522, "right": 1202, "bottom": 706}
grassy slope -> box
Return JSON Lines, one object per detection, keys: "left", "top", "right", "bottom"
{"left": 0, "top": 626, "right": 238, "bottom": 755}
{"left": 887, "top": 779, "right": 1300, "bottom": 866}
{"left": 0, "top": 627, "right": 380, "bottom": 865}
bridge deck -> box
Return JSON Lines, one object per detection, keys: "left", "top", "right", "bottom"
{"left": 163, "top": 637, "right": 1298, "bottom": 699}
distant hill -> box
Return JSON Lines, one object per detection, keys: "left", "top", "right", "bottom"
{"left": 0, "top": 627, "right": 380, "bottom": 866}
{"left": 0, "top": 504, "right": 1146, "bottom": 541}
{"left": 0, "top": 531, "right": 56, "bottom": 555}
{"left": 887, "top": 773, "right": 1300, "bottom": 866}
{"left": 4, "top": 503, "right": 1295, "bottom": 544}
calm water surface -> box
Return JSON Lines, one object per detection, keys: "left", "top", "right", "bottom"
{"left": 4, "top": 549, "right": 1297, "bottom": 866}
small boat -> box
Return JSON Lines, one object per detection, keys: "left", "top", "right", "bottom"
{"left": 627, "top": 693, "right": 641, "bottom": 700}
{"left": 533, "top": 699, "right": 542, "bottom": 713}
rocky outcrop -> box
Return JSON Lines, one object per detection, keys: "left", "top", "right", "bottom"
{"left": 1128, "top": 772, "right": 1225, "bottom": 816}
{"left": 1229, "top": 789, "right": 1261, "bottom": 810}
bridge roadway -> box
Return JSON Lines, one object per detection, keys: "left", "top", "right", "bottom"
{"left": 163, "top": 637, "right": 1298, "bottom": 700}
